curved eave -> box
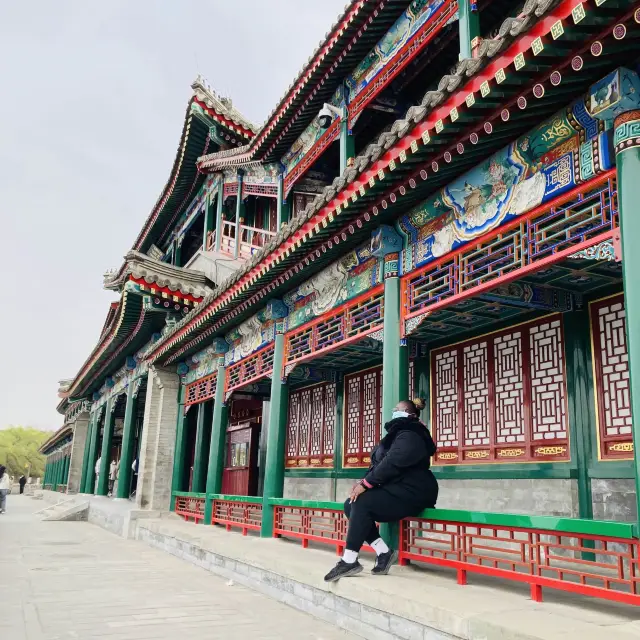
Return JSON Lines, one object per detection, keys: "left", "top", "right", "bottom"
{"left": 198, "top": 0, "right": 410, "bottom": 171}
{"left": 133, "top": 99, "right": 213, "bottom": 254}
{"left": 149, "top": 0, "right": 636, "bottom": 364}
{"left": 67, "top": 294, "right": 165, "bottom": 400}
{"left": 40, "top": 425, "right": 74, "bottom": 455}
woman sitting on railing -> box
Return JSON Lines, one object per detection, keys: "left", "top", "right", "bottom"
{"left": 324, "top": 399, "right": 438, "bottom": 582}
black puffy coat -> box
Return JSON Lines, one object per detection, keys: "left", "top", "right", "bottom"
{"left": 363, "top": 417, "right": 439, "bottom": 510}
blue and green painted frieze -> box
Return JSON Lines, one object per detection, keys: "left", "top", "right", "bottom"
{"left": 398, "top": 97, "right": 613, "bottom": 273}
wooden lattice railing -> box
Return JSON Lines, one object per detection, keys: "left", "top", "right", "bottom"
{"left": 269, "top": 499, "right": 640, "bottom": 607}
{"left": 225, "top": 344, "right": 275, "bottom": 396}
{"left": 185, "top": 372, "right": 217, "bottom": 407}
{"left": 283, "top": 286, "right": 384, "bottom": 370}
{"left": 402, "top": 172, "right": 618, "bottom": 332}
{"left": 210, "top": 494, "right": 263, "bottom": 535}
{"left": 173, "top": 492, "right": 206, "bottom": 523}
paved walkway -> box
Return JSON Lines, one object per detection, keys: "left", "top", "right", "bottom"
{"left": 0, "top": 497, "right": 357, "bottom": 640}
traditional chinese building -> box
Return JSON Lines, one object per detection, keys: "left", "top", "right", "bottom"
{"left": 44, "top": 0, "right": 640, "bottom": 605}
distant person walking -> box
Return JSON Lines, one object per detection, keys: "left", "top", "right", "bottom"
{"left": 94, "top": 456, "right": 101, "bottom": 494}
{"left": 19, "top": 475, "right": 27, "bottom": 494}
{"left": 0, "top": 466, "right": 11, "bottom": 513}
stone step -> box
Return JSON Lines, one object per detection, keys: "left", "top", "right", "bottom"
{"left": 133, "top": 519, "right": 640, "bottom": 640}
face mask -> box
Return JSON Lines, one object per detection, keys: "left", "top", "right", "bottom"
{"left": 392, "top": 410, "right": 411, "bottom": 419}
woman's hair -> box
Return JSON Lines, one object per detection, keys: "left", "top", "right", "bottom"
{"left": 413, "top": 398, "right": 426, "bottom": 415}
{"left": 0, "top": 465, "right": 5, "bottom": 478}
{"left": 397, "top": 398, "right": 426, "bottom": 416}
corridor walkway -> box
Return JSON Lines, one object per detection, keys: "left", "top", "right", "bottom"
{"left": 0, "top": 496, "right": 356, "bottom": 640}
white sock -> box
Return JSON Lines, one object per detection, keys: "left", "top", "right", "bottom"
{"left": 371, "top": 538, "right": 390, "bottom": 556}
{"left": 342, "top": 549, "right": 358, "bottom": 564}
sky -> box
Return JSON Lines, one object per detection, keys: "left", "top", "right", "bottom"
{"left": 0, "top": 0, "right": 348, "bottom": 431}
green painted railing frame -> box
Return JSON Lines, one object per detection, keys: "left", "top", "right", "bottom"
{"left": 207, "top": 493, "right": 263, "bottom": 504}
{"left": 267, "top": 499, "right": 638, "bottom": 540}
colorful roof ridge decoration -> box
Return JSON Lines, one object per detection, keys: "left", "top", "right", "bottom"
{"left": 64, "top": 291, "right": 168, "bottom": 400}
{"left": 198, "top": 0, "right": 415, "bottom": 169}
{"left": 191, "top": 75, "right": 257, "bottom": 138}
{"left": 132, "top": 77, "right": 256, "bottom": 254}
{"left": 39, "top": 424, "right": 74, "bottom": 455}
{"left": 103, "top": 251, "right": 213, "bottom": 300}
{"left": 149, "top": 0, "right": 609, "bottom": 364}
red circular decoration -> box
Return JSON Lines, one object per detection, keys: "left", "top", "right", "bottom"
{"left": 517, "top": 96, "right": 527, "bottom": 109}
{"left": 550, "top": 71, "right": 562, "bottom": 86}
{"left": 613, "top": 24, "right": 626, "bottom": 40}
{"left": 501, "top": 109, "right": 510, "bottom": 121}
{"left": 591, "top": 41, "right": 602, "bottom": 57}
{"left": 470, "top": 132, "right": 479, "bottom": 144}
{"left": 572, "top": 56, "right": 583, "bottom": 71}
{"left": 484, "top": 122, "right": 493, "bottom": 134}
{"left": 444, "top": 151, "right": 452, "bottom": 163}
{"left": 420, "top": 170, "right": 427, "bottom": 180}
{"left": 533, "top": 83, "right": 545, "bottom": 98}
{"left": 457, "top": 142, "right": 464, "bottom": 154}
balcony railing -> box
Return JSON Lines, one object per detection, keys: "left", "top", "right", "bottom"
{"left": 206, "top": 220, "right": 276, "bottom": 259}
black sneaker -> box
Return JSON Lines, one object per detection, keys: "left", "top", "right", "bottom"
{"left": 324, "top": 560, "right": 363, "bottom": 582}
{"left": 371, "top": 549, "right": 398, "bottom": 575}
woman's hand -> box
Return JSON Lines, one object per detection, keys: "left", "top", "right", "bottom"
{"left": 349, "top": 482, "right": 366, "bottom": 503}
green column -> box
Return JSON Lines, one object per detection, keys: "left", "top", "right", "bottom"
{"left": 53, "top": 456, "right": 61, "bottom": 490}
{"left": 234, "top": 176, "right": 244, "bottom": 260}
{"left": 170, "top": 385, "right": 188, "bottom": 507}
{"left": 205, "top": 362, "right": 229, "bottom": 522}
{"left": 84, "top": 412, "right": 100, "bottom": 493}
{"left": 613, "top": 109, "right": 640, "bottom": 528}
{"left": 459, "top": 0, "right": 480, "bottom": 60}
{"left": 116, "top": 383, "right": 140, "bottom": 499}
{"left": 564, "top": 310, "right": 595, "bottom": 520}
{"left": 203, "top": 192, "right": 215, "bottom": 251}
{"left": 261, "top": 333, "right": 290, "bottom": 537}
{"left": 214, "top": 185, "right": 224, "bottom": 252}
{"left": 97, "top": 399, "right": 115, "bottom": 496}
{"left": 380, "top": 274, "right": 409, "bottom": 544}
{"left": 277, "top": 173, "right": 291, "bottom": 229}
{"left": 64, "top": 455, "right": 70, "bottom": 485}
{"left": 79, "top": 412, "right": 95, "bottom": 493}
{"left": 192, "top": 400, "right": 213, "bottom": 493}
{"left": 381, "top": 276, "right": 409, "bottom": 423}
{"left": 339, "top": 112, "right": 355, "bottom": 175}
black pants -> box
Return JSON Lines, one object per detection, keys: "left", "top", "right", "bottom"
{"left": 343, "top": 489, "right": 423, "bottom": 552}
{"left": 19, "top": 486, "right": 24, "bottom": 494}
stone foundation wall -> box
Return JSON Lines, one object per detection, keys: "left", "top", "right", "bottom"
{"left": 591, "top": 478, "right": 637, "bottom": 522}
{"left": 67, "top": 413, "right": 90, "bottom": 493}
{"left": 435, "top": 478, "right": 579, "bottom": 517}
{"left": 284, "top": 477, "right": 334, "bottom": 501}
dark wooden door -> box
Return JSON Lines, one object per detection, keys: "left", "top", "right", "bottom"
{"left": 221, "top": 422, "right": 260, "bottom": 496}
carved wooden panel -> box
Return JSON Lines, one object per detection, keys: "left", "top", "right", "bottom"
{"left": 591, "top": 295, "right": 633, "bottom": 459}
{"left": 285, "top": 382, "right": 336, "bottom": 468}
{"left": 432, "top": 316, "right": 569, "bottom": 464}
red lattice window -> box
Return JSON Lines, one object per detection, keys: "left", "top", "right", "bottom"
{"left": 431, "top": 316, "right": 569, "bottom": 464}
{"left": 185, "top": 373, "right": 217, "bottom": 407}
{"left": 285, "top": 382, "right": 336, "bottom": 468}
{"left": 591, "top": 294, "right": 632, "bottom": 460}
{"left": 343, "top": 367, "right": 383, "bottom": 468}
